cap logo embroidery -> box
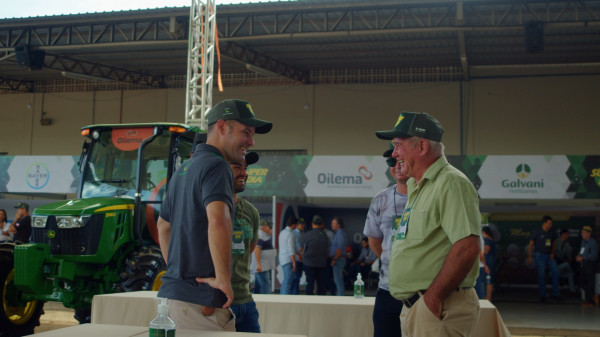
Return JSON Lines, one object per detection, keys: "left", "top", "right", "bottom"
{"left": 223, "top": 107, "right": 234, "bottom": 116}
{"left": 245, "top": 103, "right": 255, "bottom": 116}
{"left": 395, "top": 115, "right": 404, "bottom": 126}
{"left": 415, "top": 127, "right": 426, "bottom": 133}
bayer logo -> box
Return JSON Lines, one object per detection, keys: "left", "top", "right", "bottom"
{"left": 515, "top": 163, "right": 531, "bottom": 179}
{"left": 26, "top": 162, "right": 50, "bottom": 189}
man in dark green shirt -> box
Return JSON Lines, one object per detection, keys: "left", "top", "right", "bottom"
{"left": 230, "top": 152, "right": 261, "bottom": 333}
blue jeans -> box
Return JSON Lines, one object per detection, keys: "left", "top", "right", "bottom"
{"left": 280, "top": 262, "right": 294, "bottom": 294}
{"left": 373, "top": 288, "right": 403, "bottom": 337}
{"left": 254, "top": 270, "right": 271, "bottom": 294}
{"left": 475, "top": 267, "right": 486, "bottom": 299}
{"left": 230, "top": 300, "right": 261, "bottom": 333}
{"left": 535, "top": 252, "right": 559, "bottom": 298}
{"left": 332, "top": 258, "right": 346, "bottom": 296}
{"left": 292, "top": 261, "right": 303, "bottom": 295}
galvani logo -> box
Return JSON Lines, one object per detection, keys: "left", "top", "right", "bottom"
{"left": 502, "top": 163, "right": 544, "bottom": 190}
{"left": 26, "top": 162, "right": 50, "bottom": 189}
{"left": 590, "top": 168, "right": 600, "bottom": 187}
{"left": 515, "top": 163, "right": 531, "bottom": 179}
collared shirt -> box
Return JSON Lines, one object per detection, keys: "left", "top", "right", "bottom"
{"left": 363, "top": 185, "right": 408, "bottom": 291}
{"left": 529, "top": 227, "right": 556, "bottom": 254}
{"left": 278, "top": 226, "right": 295, "bottom": 265}
{"left": 388, "top": 156, "right": 480, "bottom": 300}
{"left": 357, "top": 247, "right": 377, "bottom": 264}
{"left": 231, "top": 197, "right": 259, "bottom": 305}
{"left": 329, "top": 228, "right": 347, "bottom": 257}
{"left": 579, "top": 237, "right": 599, "bottom": 262}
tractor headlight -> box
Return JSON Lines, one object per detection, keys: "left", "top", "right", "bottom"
{"left": 32, "top": 216, "right": 48, "bottom": 228}
{"left": 56, "top": 216, "right": 90, "bottom": 229}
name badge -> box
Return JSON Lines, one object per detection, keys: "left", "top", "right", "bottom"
{"left": 545, "top": 238, "right": 551, "bottom": 247}
{"left": 232, "top": 225, "right": 245, "bottom": 255}
{"left": 395, "top": 208, "right": 411, "bottom": 240}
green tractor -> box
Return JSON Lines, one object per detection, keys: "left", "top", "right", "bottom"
{"left": 0, "top": 123, "right": 201, "bottom": 336}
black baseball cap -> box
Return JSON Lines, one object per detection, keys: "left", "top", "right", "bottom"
{"left": 245, "top": 151, "right": 259, "bottom": 166}
{"left": 312, "top": 215, "right": 323, "bottom": 225}
{"left": 383, "top": 142, "right": 394, "bottom": 157}
{"left": 206, "top": 99, "right": 273, "bottom": 134}
{"left": 15, "top": 202, "right": 29, "bottom": 211}
{"left": 376, "top": 112, "right": 444, "bottom": 142}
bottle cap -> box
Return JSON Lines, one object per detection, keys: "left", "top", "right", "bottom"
{"left": 157, "top": 297, "right": 169, "bottom": 315}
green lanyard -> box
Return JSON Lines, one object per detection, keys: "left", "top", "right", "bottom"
{"left": 395, "top": 180, "right": 425, "bottom": 241}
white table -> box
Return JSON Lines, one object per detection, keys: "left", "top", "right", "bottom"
{"left": 91, "top": 291, "right": 510, "bottom": 337}
{"left": 29, "top": 323, "right": 306, "bottom": 337}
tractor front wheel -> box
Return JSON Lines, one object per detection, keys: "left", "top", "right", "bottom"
{"left": 0, "top": 262, "right": 44, "bottom": 337}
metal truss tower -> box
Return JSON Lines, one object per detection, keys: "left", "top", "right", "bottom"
{"left": 185, "top": 0, "right": 216, "bottom": 129}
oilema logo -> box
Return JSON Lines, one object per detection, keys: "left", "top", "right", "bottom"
{"left": 246, "top": 165, "right": 268, "bottom": 189}
{"left": 516, "top": 163, "right": 531, "bottom": 179}
{"left": 26, "top": 162, "right": 50, "bottom": 189}
{"left": 590, "top": 168, "right": 600, "bottom": 187}
{"left": 317, "top": 165, "right": 373, "bottom": 185}
{"left": 501, "top": 163, "right": 544, "bottom": 191}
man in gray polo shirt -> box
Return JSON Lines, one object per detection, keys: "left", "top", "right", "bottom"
{"left": 157, "top": 99, "right": 272, "bottom": 331}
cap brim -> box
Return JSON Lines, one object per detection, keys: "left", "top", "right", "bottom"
{"left": 375, "top": 130, "right": 411, "bottom": 140}
{"left": 245, "top": 152, "right": 259, "bottom": 166}
{"left": 383, "top": 149, "right": 393, "bottom": 157}
{"left": 239, "top": 118, "right": 273, "bottom": 134}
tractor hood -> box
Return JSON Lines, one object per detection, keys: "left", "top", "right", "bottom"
{"left": 33, "top": 197, "right": 135, "bottom": 216}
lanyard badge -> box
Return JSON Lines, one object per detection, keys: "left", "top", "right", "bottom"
{"left": 232, "top": 223, "right": 245, "bottom": 255}
{"left": 395, "top": 207, "right": 411, "bottom": 240}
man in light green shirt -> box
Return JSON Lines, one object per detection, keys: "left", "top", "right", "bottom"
{"left": 376, "top": 112, "right": 481, "bottom": 337}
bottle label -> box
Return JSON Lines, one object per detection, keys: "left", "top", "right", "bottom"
{"left": 149, "top": 327, "right": 175, "bottom": 337}
{"left": 354, "top": 284, "right": 364, "bottom": 297}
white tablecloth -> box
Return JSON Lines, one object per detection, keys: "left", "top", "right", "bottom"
{"left": 29, "top": 323, "right": 306, "bottom": 337}
{"left": 91, "top": 291, "right": 510, "bottom": 337}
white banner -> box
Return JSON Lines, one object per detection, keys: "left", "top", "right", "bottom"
{"left": 6, "top": 156, "right": 77, "bottom": 194}
{"left": 477, "top": 156, "right": 571, "bottom": 199}
{"left": 304, "top": 156, "right": 390, "bottom": 198}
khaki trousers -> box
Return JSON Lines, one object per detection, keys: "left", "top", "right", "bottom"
{"left": 167, "top": 299, "right": 236, "bottom": 331}
{"left": 400, "top": 288, "right": 480, "bottom": 337}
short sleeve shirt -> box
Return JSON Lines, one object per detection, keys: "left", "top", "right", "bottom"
{"left": 529, "top": 227, "right": 557, "bottom": 254}
{"left": 388, "top": 156, "right": 481, "bottom": 300}
{"left": 157, "top": 144, "right": 234, "bottom": 308}
{"left": 13, "top": 216, "right": 31, "bottom": 243}
{"left": 231, "top": 197, "right": 259, "bottom": 305}
{"left": 363, "top": 185, "right": 408, "bottom": 291}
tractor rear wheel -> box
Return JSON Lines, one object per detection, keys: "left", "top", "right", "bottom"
{"left": 0, "top": 258, "right": 44, "bottom": 337}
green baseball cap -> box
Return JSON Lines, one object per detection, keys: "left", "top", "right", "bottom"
{"left": 245, "top": 151, "right": 259, "bottom": 166}
{"left": 383, "top": 142, "right": 394, "bottom": 157}
{"left": 312, "top": 215, "right": 323, "bottom": 225}
{"left": 15, "top": 202, "right": 29, "bottom": 211}
{"left": 206, "top": 99, "right": 273, "bottom": 134}
{"left": 260, "top": 218, "right": 273, "bottom": 228}
{"left": 376, "top": 112, "right": 444, "bottom": 142}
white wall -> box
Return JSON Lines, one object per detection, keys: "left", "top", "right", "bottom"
{"left": 1, "top": 74, "right": 599, "bottom": 156}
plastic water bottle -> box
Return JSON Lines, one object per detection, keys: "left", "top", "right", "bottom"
{"left": 149, "top": 297, "right": 176, "bottom": 337}
{"left": 354, "top": 273, "right": 365, "bottom": 298}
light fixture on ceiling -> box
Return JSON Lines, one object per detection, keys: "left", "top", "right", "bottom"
{"left": 245, "top": 64, "right": 282, "bottom": 78}
{"left": 61, "top": 71, "right": 113, "bottom": 82}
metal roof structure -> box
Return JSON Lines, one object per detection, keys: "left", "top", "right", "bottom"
{"left": 1, "top": 0, "right": 600, "bottom": 92}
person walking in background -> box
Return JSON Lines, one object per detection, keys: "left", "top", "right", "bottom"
{"left": 554, "top": 228, "right": 576, "bottom": 296}
{"left": 291, "top": 218, "right": 306, "bottom": 294}
{"left": 377, "top": 111, "right": 481, "bottom": 336}
{"left": 576, "top": 225, "right": 599, "bottom": 306}
{"left": 330, "top": 217, "right": 348, "bottom": 296}
{"left": 528, "top": 215, "right": 560, "bottom": 302}
{"left": 278, "top": 216, "right": 297, "bottom": 294}
{"left": 300, "top": 215, "right": 330, "bottom": 295}
{"left": 254, "top": 219, "right": 276, "bottom": 295}
{"left": 482, "top": 226, "right": 496, "bottom": 301}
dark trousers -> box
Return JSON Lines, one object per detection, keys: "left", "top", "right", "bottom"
{"left": 580, "top": 261, "right": 596, "bottom": 302}
{"left": 373, "top": 288, "right": 403, "bottom": 337}
{"left": 304, "top": 265, "right": 327, "bottom": 295}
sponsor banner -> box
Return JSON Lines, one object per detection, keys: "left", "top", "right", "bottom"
{"left": 5, "top": 156, "right": 78, "bottom": 194}
{"left": 304, "top": 156, "right": 389, "bottom": 198}
{"left": 477, "top": 156, "right": 572, "bottom": 199}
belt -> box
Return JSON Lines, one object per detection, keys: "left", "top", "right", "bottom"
{"left": 401, "top": 287, "right": 473, "bottom": 309}
{"left": 401, "top": 290, "right": 426, "bottom": 308}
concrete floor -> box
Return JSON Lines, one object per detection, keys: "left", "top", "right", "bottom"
{"left": 33, "top": 287, "right": 600, "bottom": 336}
